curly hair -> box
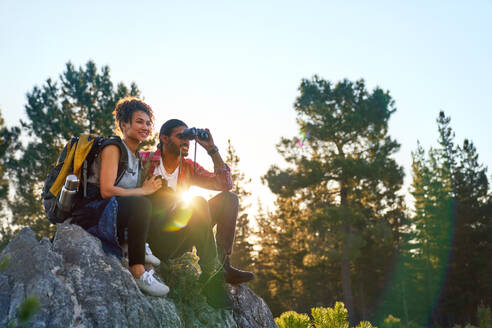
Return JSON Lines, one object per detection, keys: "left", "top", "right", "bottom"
{"left": 113, "top": 97, "right": 155, "bottom": 135}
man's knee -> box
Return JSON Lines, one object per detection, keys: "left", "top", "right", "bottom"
{"left": 188, "top": 196, "right": 212, "bottom": 225}
{"left": 191, "top": 196, "right": 210, "bottom": 214}
{"left": 222, "top": 191, "right": 238, "bottom": 205}
{"left": 216, "top": 191, "right": 239, "bottom": 213}
{"left": 213, "top": 191, "right": 238, "bottom": 207}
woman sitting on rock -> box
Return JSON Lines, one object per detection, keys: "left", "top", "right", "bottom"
{"left": 71, "top": 97, "right": 169, "bottom": 297}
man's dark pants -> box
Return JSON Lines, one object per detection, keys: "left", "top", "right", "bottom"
{"left": 146, "top": 190, "right": 239, "bottom": 272}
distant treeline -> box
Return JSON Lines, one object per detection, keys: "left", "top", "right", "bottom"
{"left": 0, "top": 61, "right": 490, "bottom": 328}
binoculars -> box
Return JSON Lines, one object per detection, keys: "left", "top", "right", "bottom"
{"left": 178, "top": 127, "right": 209, "bottom": 141}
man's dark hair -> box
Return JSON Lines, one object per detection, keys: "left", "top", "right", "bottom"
{"left": 159, "top": 119, "right": 187, "bottom": 136}
{"left": 113, "top": 97, "right": 154, "bottom": 134}
{"left": 158, "top": 119, "right": 188, "bottom": 152}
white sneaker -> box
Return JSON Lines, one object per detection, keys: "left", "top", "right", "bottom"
{"left": 136, "top": 269, "right": 170, "bottom": 297}
{"left": 145, "top": 243, "right": 161, "bottom": 267}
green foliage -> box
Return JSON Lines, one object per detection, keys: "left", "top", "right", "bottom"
{"left": 0, "top": 259, "right": 40, "bottom": 328}
{"left": 6, "top": 60, "right": 141, "bottom": 239}
{"left": 159, "top": 251, "right": 219, "bottom": 327}
{"left": 0, "top": 227, "right": 17, "bottom": 251}
{"left": 0, "top": 255, "right": 10, "bottom": 270}
{"left": 477, "top": 305, "right": 491, "bottom": 328}
{"left": 0, "top": 109, "right": 21, "bottom": 247}
{"left": 260, "top": 76, "right": 405, "bottom": 322}
{"left": 160, "top": 251, "right": 203, "bottom": 305}
{"left": 379, "top": 315, "right": 421, "bottom": 328}
{"left": 381, "top": 315, "right": 401, "bottom": 328}
{"left": 276, "top": 302, "right": 377, "bottom": 328}
{"left": 275, "top": 311, "right": 311, "bottom": 328}
{"left": 17, "top": 295, "right": 40, "bottom": 324}
{"left": 397, "top": 112, "right": 492, "bottom": 326}
{"left": 0, "top": 110, "right": 19, "bottom": 210}
{"left": 312, "top": 302, "right": 349, "bottom": 328}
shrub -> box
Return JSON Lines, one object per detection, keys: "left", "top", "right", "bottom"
{"left": 477, "top": 305, "right": 491, "bottom": 328}
{"left": 381, "top": 315, "right": 401, "bottom": 328}
{"left": 275, "top": 311, "right": 311, "bottom": 328}
{"left": 159, "top": 251, "right": 209, "bottom": 327}
{"left": 275, "top": 302, "right": 376, "bottom": 328}
{"left": 356, "top": 321, "right": 375, "bottom": 328}
{"left": 1, "top": 256, "right": 40, "bottom": 328}
{"left": 312, "top": 302, "right": 350, "bottom": 328}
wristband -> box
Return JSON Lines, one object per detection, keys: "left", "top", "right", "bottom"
{"left": 207, "top": 146, "right": 219, "bottom": 156}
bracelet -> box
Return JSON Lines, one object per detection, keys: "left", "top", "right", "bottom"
{"left": 207, "top": 146, "right": 219, "bottom": 156}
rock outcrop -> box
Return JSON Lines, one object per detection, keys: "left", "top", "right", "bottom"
{"left": 0, "top": 223, "right": 277, "bottom": 328}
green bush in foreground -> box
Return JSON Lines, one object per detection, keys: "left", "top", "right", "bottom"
{"left": 275, "top": 302, "right": 375, "bottom": 328}
{"left": 275, "top": 311, "right": 311, "bottom": 328}
{"left": 8, "top": 295, "right": 41, "bottom": 328}
{"left": 477, "top": 305, "right": 491, "bottom": 328}
{"left": 275, "top": 302, "right": 492, "bottom": 328}
{"left": 311, "top": 302, "right": 349, "bottom": 328}
{"left": 380, "top": 315, "right": 419, "bottom": 328}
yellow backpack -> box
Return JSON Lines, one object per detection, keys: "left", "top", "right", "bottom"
{"left": 42, "top": 135, "right": 128, "bottom": 223}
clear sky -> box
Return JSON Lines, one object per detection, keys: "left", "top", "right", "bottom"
{"left": 1, "top": 0, "right": 491, "bottom": 211}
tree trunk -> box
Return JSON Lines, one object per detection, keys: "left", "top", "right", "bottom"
{"left": 401, "top": 278, "right": 409, "bottom": 324}
{"left": 340, "top": 184, "right": 356, "bottom": 325}
{"left": 359, "top": 279, "right": 366, "bottom": 320}
{"left": 341, "top": 247, "right": 356, "bottom": 325}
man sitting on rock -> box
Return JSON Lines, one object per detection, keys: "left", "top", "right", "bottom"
{"left": 140, "top": 119, "right": 254, "bottom": 309}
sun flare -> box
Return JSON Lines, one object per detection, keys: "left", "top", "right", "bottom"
{"left": 180, "top": 190, "right": 194, "bottom": 205}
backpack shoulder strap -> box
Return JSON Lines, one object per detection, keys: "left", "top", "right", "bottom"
{"left": 73, "top": 134, "right": 95, "bottom": 179}
{"left": 49, "top": 138, "right": 78, "bottom": 197}
{"left": 100, "top": 136, "right": 129, "bottom": 185}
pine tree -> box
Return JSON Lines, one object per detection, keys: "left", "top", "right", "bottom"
{"left": 0, "top": 110, "right": 20, "bottom": 248}
{"left": 6, "top": 61, "right": 141, "bottom": 238}
{"left": 263, "top": 77, "right": 404, "bottom": 323}
{"left": 440, "top": 136, "right": 491, "bottom": 324}
{"left": 253, "top": 196, "right": 323, "bottom": 315}
{"left": 408, "top": 111, "right": 492, "bottom": 326}
{"left": 0, "top": 110, "right": 20, "bottom": 212}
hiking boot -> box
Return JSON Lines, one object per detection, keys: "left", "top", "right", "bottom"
{"left": 200, "top": 271, "right": 233, "bottom": 309}
{"left": 136, "top": 269, "right": 170, "bottom": 297}
{"left": 145, "top": 243, "right": 161, "bottom": 267}
{"left": 223, "top": 256, "right": 254, "bottom": 284}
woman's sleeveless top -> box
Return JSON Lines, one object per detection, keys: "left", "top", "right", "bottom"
{"left": 87, "top": 140, "right": 140, "bottom": 189}
{"left": 116, "top": 141, "right": 139, "bottom": 189}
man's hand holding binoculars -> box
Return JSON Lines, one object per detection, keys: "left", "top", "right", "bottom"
{"left": 195, "top": 128, "right": 218, "bottom": 155}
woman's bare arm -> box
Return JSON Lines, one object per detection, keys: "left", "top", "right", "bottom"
{"left": 99, "top": 145, "right": 161, "bottom": 199}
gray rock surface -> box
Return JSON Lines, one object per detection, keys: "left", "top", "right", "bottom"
{"left": 0, "top": 223, "right": 277, "bottom": 328}
{"left": 230, "top": 285, "right": 277, "bottom": 328}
